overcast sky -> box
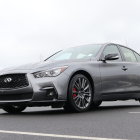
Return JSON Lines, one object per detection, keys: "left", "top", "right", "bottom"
{"left": 0, "top": 0, "right": 140, "bottom": 69}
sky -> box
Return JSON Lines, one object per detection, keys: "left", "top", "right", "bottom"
{"left": 0, "top": 0, "right": 140, "bottom": 69}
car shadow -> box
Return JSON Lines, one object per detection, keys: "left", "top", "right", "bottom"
{"left": 0, "top": 104, "right": 140, "bottom": 116}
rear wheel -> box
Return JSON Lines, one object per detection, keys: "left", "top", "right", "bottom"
{"left": 2, "top": 105, "right": 26, "bottom": 114}
{"left": 64, "top": 74, "right": 93, "bottom": 112}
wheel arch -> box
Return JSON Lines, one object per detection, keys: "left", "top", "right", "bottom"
{"left": 67, "top": 70, "right": 95, "bottom": 98}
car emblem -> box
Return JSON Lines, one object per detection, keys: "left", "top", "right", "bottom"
{"left": 4, "top": 78, "right": 12, "bottom": 83}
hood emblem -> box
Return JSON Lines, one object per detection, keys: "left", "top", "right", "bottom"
{"left": 4, "top": 78, "right": 12, "bottom": 83}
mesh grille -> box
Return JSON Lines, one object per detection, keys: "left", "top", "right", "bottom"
{"left": 0, "top": 74, "right": 29, "bottom": 89}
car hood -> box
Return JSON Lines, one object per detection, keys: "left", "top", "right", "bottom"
{"left": 0, "top": 59, "right": 91, "bottom": 74}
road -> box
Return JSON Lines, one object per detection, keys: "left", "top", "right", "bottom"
{"left": 0, "top": 100, "right": 140, "bottom": 140}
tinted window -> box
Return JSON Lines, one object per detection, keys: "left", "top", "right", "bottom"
{"left": 134, "top": 52, "right": 140, "bottom": 62}
{"left": 121, "top": 47, "right": 137, "bottom": 62}
{"left": 103, "top": 45, "right": 122, "bottom": 61}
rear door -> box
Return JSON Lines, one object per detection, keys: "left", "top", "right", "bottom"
{"left": 119, "top": 46, "right": 140, "bottom": 94}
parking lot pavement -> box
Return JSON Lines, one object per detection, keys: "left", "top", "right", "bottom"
{"left": 0, "top": 100, "right": 140, "bottom": 140}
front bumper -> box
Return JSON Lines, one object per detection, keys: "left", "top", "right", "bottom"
{"left": 0, "top": 72, "right": 69, "bottom": 106}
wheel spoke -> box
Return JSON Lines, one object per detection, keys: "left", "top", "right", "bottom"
{"left": 82, "top": 98, "right": 86, "bottom": 108}
{"left": 75, "top": 96, "right": 80, "bottom": 105}
{"left": 83, "top": 92, "right": 91, "bottom": 94}
{"left": 73, "top": 95, "right": 79, "bottom": 100}
{"left": 84, "top": 97, "right": 90, "bottom": 103}
{"left": 82, "top": 78, "right": 86, "bottom": 89}
{"left": 84, "top": 95, "right": 91, "bottom": 98}
{"left": 78, "top": 98, "right": 82, "bottom": 107}
{"left": 78, "top": 78, "right": 82, "bottom": 87}
{"left": 84, "top": 84, "right": 89, "bottom": 91}
{"left": 75, "top": 81, "right": 80, "bottom": 90}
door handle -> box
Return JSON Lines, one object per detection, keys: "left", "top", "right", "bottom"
{"left": 122, "top": 66, "right": 128, "bottom": 71}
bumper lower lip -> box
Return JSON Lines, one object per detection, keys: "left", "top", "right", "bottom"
{"left": 0, "top": 100, "right": 66, "bottom": 108}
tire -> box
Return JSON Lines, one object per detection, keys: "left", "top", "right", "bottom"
{"left": 64, "top": 74, "right": 93, "bottom": 112}
{"left": 2, "top": 105, "right": 26, "bottom": 114}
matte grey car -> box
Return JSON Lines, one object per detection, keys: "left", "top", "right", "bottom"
{"left": 0, "top": 43, "right": 140, "bottom": 113}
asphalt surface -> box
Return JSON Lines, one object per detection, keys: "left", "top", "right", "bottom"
{"left": 0, "top": 100, "right": 140, "bottom": 140}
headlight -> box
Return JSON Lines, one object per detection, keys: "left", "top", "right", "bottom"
{"left": 33, "top": 66, "right": 68, "bottom": 78}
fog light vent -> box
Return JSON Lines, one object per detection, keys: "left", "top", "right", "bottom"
{"left": 42, "top": 87, "right": 58, "bottom": 100}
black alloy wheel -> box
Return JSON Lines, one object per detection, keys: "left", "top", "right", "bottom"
{"left": 64, "top": 74, "right": 93, "bottom": 112}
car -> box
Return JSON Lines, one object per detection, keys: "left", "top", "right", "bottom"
{"left": 0, "top": 43, "right": 140, "bottom": 113}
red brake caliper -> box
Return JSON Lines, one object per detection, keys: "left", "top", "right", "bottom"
{"left": 72, "top": 88, "right": 77, "bottom": 98}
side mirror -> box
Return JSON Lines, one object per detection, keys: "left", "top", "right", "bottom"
{"left": 104, "top": 53, "right": 119, "bottom": 61}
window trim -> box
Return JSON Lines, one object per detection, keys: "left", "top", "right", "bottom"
{"left": 133, "top": 51, "right": 140, "bottom": 62}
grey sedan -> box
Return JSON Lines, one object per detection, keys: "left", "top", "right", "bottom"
{"left": 0, "top": 43, "right": 140, "bottom": 113}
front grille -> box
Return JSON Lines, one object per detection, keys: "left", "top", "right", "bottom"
{"left": 0, "top": 74, "right": 29, "bottom": 89}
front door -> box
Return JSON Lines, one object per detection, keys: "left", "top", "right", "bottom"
{"left": 99, "top": 44, "right": 127, "bottom": 98}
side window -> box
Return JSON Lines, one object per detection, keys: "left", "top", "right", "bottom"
{"left": 134, "top": 52, "right": 140, "bottom": 62}
{"left": 121, "top": 47, "right": 137, "bottom": 62}
{"left": 103, "top": 45, "right": 122, "bottom": 61}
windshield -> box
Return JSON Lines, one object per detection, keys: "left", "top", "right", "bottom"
{"left": 46, "top": 44, "right": 102, "bottom": 61}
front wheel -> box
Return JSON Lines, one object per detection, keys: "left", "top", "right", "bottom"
{"left": 2, "top": 105, "right": 26, "bottom": 114}
{"left": 64, "top": 74, "right": 93, "bottom": 112}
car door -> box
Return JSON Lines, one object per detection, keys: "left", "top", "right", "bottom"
{"left": 119, "top": 46, "right": 140, "bottom": 95}
{"left": 99, "top": 44, "right": 128, "bottom": 98}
